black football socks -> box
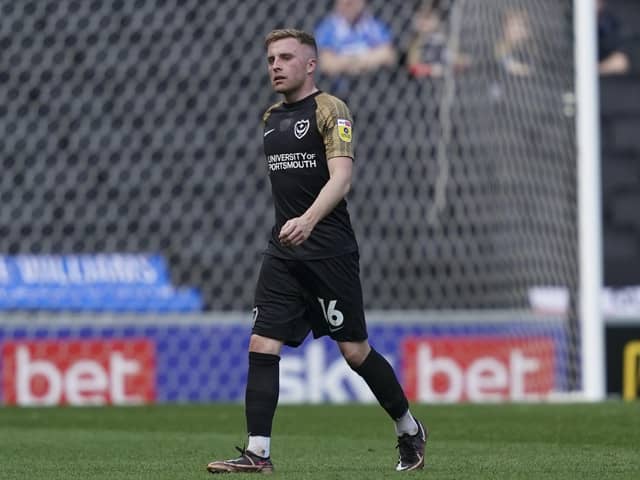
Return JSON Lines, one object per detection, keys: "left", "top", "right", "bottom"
{"left": 352, "top": 347, "right": 410, "bottom": 420}
{"left": 245, "top": 351, "right": 280, "bottom": 437}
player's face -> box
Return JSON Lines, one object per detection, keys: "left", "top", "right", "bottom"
{"left": 267, "top": 38, "right": 315, "bottom": 96}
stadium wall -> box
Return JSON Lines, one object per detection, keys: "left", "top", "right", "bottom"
{"left": 600, "top": 75, "right": 640, "bottom": 287}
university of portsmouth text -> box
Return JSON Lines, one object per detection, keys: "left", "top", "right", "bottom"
{"left": 268, "top": 152, "right": 317, "bottom": 171}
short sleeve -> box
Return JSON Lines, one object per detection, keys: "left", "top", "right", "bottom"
{"left": 262, "top": 101, "right": 281, "bottom": 125}
{"left": 316, "top": 94, "right": 354, "bottom": 160}
{"left": 369, "top": 19, "right": 392, "bottom": 46}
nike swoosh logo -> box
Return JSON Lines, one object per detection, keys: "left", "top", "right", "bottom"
{"left": 264, "top": 128, "right": 275, "bottom": 137}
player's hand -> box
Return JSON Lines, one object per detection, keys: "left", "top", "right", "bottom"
{"left": 279, "top": 216, "right": 314, "bottom": 247}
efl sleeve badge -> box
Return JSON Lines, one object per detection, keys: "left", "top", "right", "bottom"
{"left": 337, "top": 119, "right": 352, "bottom": 143}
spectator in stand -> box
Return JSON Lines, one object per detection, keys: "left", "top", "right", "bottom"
{"left": 494, "top": 7, "right": 535, "bottom": 77}
{"left": 406, "top": 0, "right": 469, "bottom": 78}
{"left": 315, "top": 0, "right": 396, "bottom": 96}
{"left": 598, "top": 0, "right": 630, "bottom": 75}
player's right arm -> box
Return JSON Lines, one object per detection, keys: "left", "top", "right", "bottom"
{"left": 278, "top": 155, "right": 352, "bottom": 247}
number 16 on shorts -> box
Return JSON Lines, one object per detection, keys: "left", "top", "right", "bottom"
{"left": 318, "top": 298, "right": 344, "bottom": 332}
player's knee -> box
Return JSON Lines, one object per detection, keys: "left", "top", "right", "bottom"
{"left": 339, "top": 340, "right": 371, "bottom": 368}
{"left": 249, "top": 334, "right": 283, "bottom": 355}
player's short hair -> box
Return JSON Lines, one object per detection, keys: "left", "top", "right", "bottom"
{"left": 264, "top": 29, "right": 318, "bottom": 56}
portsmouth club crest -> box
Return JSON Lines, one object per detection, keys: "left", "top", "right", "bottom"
{"left": 294, "top": 119, "right": 310, "bottom": 139}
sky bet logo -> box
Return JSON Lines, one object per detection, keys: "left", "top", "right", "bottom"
{"left": 279, "top": 342, "right": 377, "bottom": 404}
{"left": 1, "top": 339, "right": 156, "bottom": 406}
{"left": 402, "top": 337, "right": 555, "bottom": 402}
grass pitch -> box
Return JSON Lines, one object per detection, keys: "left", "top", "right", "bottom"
{"left": 0, "top": 402, "right": 639, "bottom": 479}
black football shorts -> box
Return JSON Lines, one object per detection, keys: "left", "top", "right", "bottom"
{"left": 252, "top": 252, "right": 368, "bottom": 347}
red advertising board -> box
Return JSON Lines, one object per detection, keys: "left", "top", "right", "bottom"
{"left": 402, "top": 337, "right": 555, "bottom": 402}
{"left": 1, "top": 339, "right": 156, "bottom": 406}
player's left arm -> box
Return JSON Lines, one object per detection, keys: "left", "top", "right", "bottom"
{"left": 278, "top": 156, "right": 352, "bottom": 247}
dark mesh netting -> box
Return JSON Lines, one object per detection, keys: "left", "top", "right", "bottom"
{"left": 0, "top": 0, "right": 576, "bottom": 310}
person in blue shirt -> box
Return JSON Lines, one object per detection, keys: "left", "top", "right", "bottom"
{"left": 315, "top": 0, "right": 396, "bottom": 78}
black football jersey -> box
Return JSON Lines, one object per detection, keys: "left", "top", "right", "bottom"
{"left": 262, "top": 91, "right": 359, "bottom": 259}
